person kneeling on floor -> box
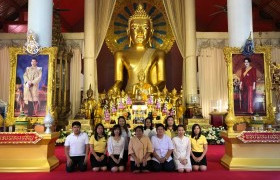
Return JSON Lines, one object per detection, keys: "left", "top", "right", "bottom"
{"left": 65, "top": 121, "right": 89, "bottom": 172}
{"left": 151, "top": 123, "right": 175, "bottom": 172}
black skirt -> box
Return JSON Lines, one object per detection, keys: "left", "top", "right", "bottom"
{"left": 90, "top": 152, "right": 107, "bottom": 168}
{"left": 108, "top": 155, "right": 125, "bottom": 168}
{"left": 123, "top": 150, "right": 128, "bottom": 164}
{"left": 190, "top": 151, "right": 207, "bottom": 166}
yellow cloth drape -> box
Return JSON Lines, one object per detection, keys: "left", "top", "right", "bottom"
{"left": 0, "top": 47, "right": 10, "bottom": 103}
{"left": 198, "top": 48, "right": 228, "bottom": 118}
{"left": 163, "top": 0, "right": 187, "bottom": 101}
{"left": 70, "top": 48, "right": 82, "bottom": 117}
{"left": 163, "top": 0, "right": 197, "bottom": 103}
{"left": 92, "top": 0, "right": 116, "bottom": 98}
{"left": 272, "top": 47, "right": 280, "bottom": 64}
{"left": 271, "top": 47, "right": 280, "bottom": 107}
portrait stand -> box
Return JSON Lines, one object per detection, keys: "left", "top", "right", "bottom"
{"left": 220, "top": 46, "right": 280, "bottom": 171}
{"left": 223, "top": 46, "right": 274, "bottom": 133}
{"left": 6, "top": 47, "right": 57, "bottom": 128}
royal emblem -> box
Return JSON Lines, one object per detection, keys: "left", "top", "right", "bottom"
{"left": 241, "top": 32, "right": 255, "bottom": 57}
{"left": 24, "top": 30, "right": 41, "bottom": 55}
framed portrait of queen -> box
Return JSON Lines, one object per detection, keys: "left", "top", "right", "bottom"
{"left": 224, "top": 46, "right": 274, "bottom": 124}
{"left": 6, "top": 47, "right": 57, "bottom": 126}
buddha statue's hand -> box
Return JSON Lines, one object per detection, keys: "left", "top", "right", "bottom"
{"left": 109, "top": 81, "right": 122, "bottom": 94}
{"left": 151, "top": 85, "right": 159, "bottom": 94}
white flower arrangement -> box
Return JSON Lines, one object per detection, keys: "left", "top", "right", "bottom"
{"left": 56, "top": 129, "right": 93, "bottom": 145}
{"left": 202, "top": 126, "right": 225, "bottom": 145}
{"left": 56, "top": 129, "right": 69, "bottom": 144}
{"left": 105, "top": 128, "right": 112, "bottom": 137}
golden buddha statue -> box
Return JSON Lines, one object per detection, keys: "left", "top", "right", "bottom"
{"left": 132, "top": 70, "right": 153, "bottom": 101}
{"left": 111, "top": 4, "right": 166, "bottom": 93}
{"left": 83, "top": 84, "right": 97, "bottom": 119}
{"left": 176, "top": 97, "right": 186, "bottom": 125}
{"left": 171, "top": 88, "right": 178, "bottom": 106}
{"left": 94, "top": 102, "right": 103, "bottom": 125}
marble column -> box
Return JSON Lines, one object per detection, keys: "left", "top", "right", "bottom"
{"left": 227, "top": 0, "right": 253, "bottom": 47}
{"left": 184, "top": 0, "right": 197, "bottom": 103}
{"left": 84, "top": 0, "right": 95, "bottom": 97}
{"left": 28, "top": 0, "right": 53, "bottom": 47}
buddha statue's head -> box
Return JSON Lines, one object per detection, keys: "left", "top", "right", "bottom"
{"left": 86, "top": 84, "right": 94, "bottom": 98}
{"left": 171, "top": 88, "right": 177, "bottom": 96}
{"left": 127, "top": 4, "right": 154, "bottom": 47}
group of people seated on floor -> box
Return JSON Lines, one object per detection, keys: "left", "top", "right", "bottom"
{"left": 64, "top": 116, "right": 208, "bottom": 173}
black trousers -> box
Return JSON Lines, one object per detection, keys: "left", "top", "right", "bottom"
{"left": 130, "top": 160, "right": 152, "bottom": 172}
{"left": 66, "top": 156, "right": 87, "bottom": 172}
{"left": 151, "top": 160, "right": 175, "bottom": 172}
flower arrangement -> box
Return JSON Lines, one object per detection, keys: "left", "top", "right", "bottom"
{"left": 56, "top": 129, "right": 93, "bottom": 145}
{"left": 202, "top": 126, "right": 225, "bottom": 145}
{"left": 56, "top": 129, "right": 68, "bottom": 144}
{"left": 105, "top": 128, "right": 112, "bottom": 137}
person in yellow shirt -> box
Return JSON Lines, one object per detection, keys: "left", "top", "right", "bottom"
{"left": 164, "top": 116, "right": 177, "bottom": 138}
{"left": 89, "top": 123, "right": 107, "bottom": 172}
{"left": 190, "top": 124, "right": 208, "bottom": 171}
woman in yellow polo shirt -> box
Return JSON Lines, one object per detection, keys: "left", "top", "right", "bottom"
{"left": 89, "top": 123, "right": 107, "bottom": 172}
{"left": 164, "top": 116, "right": 177, "bottom": 138}
{"left": 190, "top": 124, "right": 208, "bottom": 171}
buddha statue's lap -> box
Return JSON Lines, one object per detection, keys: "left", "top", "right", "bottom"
{"left": 111, "top": 4, "right": 166, "bottom": 93}
{"left": 132, "top": 70, "right": 153, "bottom": 101}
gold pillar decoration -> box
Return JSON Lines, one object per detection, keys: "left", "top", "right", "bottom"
{"left": 52, "top": 10, "right": 72, "bottom": 128}
{"left": 224, "top": 50, "right": 235, "bottom": 133}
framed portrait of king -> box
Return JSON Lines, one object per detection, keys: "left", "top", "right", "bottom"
{"left": 6, "top": 47, "right": 57, "bottom": 126}
{"left": 224, "top": 46, "right": 274, "bottom": 124}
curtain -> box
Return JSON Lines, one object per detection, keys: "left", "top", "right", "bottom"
{"left": 198, "top": 48, "right": 228, "bottom": 118}
{"left": 272, "top": 47, "right": 280, "bottom": 64}
{"left": 162, "top": 0, "right": 188, "bottom": 102}
{"left": 70, "top": 48, "right": 82, "bottom": 118}
{"left": 0, "top": 47, "right": 10, "bottom": 103}
{"left": 92, "top": 0, "right": 116, "bottom": 98}
{"left": 271, "top": 47, "right": 280, "bottom": 107}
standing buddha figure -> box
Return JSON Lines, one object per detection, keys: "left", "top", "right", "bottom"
{"left": 110, "top": 4, "right": 166, "bottom": 93}
{"left": 83, "top": 84, "right": 97, "bottom": 119}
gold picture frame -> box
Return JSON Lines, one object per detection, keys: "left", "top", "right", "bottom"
{"left": 6, "top": 47, "right": 57, "bottom": 126}
{"left": 224, "top": 46, "right": 274, "bottom": 128}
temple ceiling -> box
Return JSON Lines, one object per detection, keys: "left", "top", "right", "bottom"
{"left": 0, "top": 0, "right": 279, "bottom": 33}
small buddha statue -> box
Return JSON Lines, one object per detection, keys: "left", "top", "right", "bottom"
{"left": 82, "top": 84, "right": 97, "bottom": 119}
{"left": 176, "top": 97, "right": 186, "bottom": 124}
{"left": 171, "top": 88, "right": 178, "bottom": 106}
{"left": 132, "top": 70, "right": 153, "bottom": 101}
{"left": 92, "top": 102, "right": 104, "bottom": 126}
{"left": 110, "top": 4, "right": 166, "bottom": 92}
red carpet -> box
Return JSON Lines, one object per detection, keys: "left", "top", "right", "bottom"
{"left": 0, "top": 145, "right": 279, "bottom": 180}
